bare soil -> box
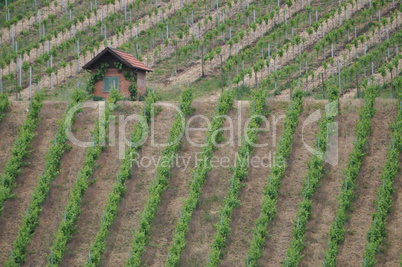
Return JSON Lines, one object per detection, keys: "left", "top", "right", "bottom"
{"left": 0, "top": 101, "right": 29, "bottom": 173}
{"left": 140, "top": 101, "right": 216, "bottom": 266}
{"left": 259, "top": 100, "right": 325, "bottom": 266}
{"left": 377, "top": 154, "right": 402, "bottom": 266}
{"left": 100, "top": 102, "right": 178, "bottom": 266}
{"left": 23, "top": 103, "right": 99, "bottom": 266}
{"left": 179, "top": 101, "right": 250, "bottom": 266}
{"left": 0, "top": 101, "right": 67, "bottom": 264}
{"left": 337, "top": 99, "right": 398, "bottom": 266}
{"left": 219, "top": 100, "right": 289, "bottom": 266}
{"left": 300, "top": 99, "right": 363, "bottom": 266}
{"left": 60, "top": 102, "right": 143, "bottom": 266}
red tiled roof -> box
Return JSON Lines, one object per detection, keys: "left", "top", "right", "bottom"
{"left": 111, "top": 48, "right": 153, "bottom": 72}
{"left": 82, "top": 47, "right": 153, "bottom": 72}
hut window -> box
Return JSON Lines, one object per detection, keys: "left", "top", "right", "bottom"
{"left": 103, "top": 76, "right": 120, "bottom": 92}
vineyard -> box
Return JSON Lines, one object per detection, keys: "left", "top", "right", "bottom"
{"left": 0, "top": 0, "right": 402, "bottom": 265}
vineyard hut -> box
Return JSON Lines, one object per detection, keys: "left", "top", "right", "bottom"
{"left": 83, "top": 47, "right": 152, "bottom": 99}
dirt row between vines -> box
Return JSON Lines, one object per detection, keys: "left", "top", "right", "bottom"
{"left": 23, "top": 103, "right": 98, "bottom": 266}
{"left": 300, "top": 99, "right": 362, "bottom": 266}
{"left": 61, "top": 102, "right": 143, "bottom": 266}
{"left": 220, "top": 100, "right": 288, "bottom": 265}
{"left": 100, "top": 102, "right": 178, "bottom": 266}
{"left": 140, "top": 101, "right": 216, "bottom": 266}
{"left": 0, "top": 101, "right": 29, "bottom": 173}
{"left": 0, "top": 101, "right": 67, "bottom": 264}
{"left": 258, "top": 100, "right": 324, "bottom": 266}
{"left": 337, "top": 99, "right": 398, "bottom": 266}
{"left": 178, "top": 101, "right": 249, "bottom": 266}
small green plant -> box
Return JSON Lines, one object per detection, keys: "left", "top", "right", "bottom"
{"left": 0, "top": 93, "right": 9, "bottom": 121}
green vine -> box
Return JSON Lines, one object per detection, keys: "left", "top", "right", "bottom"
{"left": 114, "top": 61, "right": 123, "bottom": 72}
{"left": 85, "top": 63, "right": 109, "bottom": 93}
{"left": 124, "top": 69, "right": 138, "bottom": 100}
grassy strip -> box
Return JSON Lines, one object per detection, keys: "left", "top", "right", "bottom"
{"left": 206, "top": 88, "right": 269, "bottom": 266}
{"left": 4, "top": 90, "right": 88, "bottom": 266}
{"left": 125, "top": 87, "right": 194, "bottom": 266}
{"left": 165, "top": 90, "right": 235, "bottom": 267}
{"left": 46, "top": 90, "right": 121, "bottom": 266}
{"left": 282, "top": 85, "right": 339, "bottom": 266}
{"left": 84, "top": 92, "right": 158, "bottom": 266}
{"left": 245, "top": 90, "right": 304, "bottom": 266}
{"left": 0, "top": 93, "right": 9, "bottom": 121}
{"left": 0, "top": 90, "right": 44, "bottom": 216}
{"left": 362, "top": 77, "right": 402, "bottom": 266}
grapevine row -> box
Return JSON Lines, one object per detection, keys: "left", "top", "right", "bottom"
{"left": 362, "top": 76, "right": 402, "bottom": 267}
{"left": 3, "top": 0, "right": 216, "bottom": 94}
{"left": 0, "top": 0, "right": 155, "bottom": 68}
{"left": 319, "top": 33, "right": 402, "bottom": 266}
{"left": 126, "top": 87, "right": 194, "bottom": 266}
{"left": 165, "top": 89, "right": 235, "bottom": 266}
{"left": 258, "top": 0, "right": 398, "bottom": 95}
{"left": 245, "top": 90, "right": 303, "bottom": 266}
{"left": 46, "top": 90, "right": 120, "bottom": 266}
{"left": 0, "top": 90, "right": 44, "bottom": 216}
{"left": 84, "top": 91, "right": 158, "bottom": 266}
{"left": 0, "top": 92, "right": 9, "bottom": 122}
{"left": 282, "top": 84, "right": 340, "bottom": 266}
{"left": 322, "top": 81, "right": 380, "bottom": 266}
{"left": 319, "top": 28, "right": 402, "bottom": 96}
{"left": 234, "top": 0, "right": 385, "bottom": 90}
{"left": 206, "top": 88, "right": 269, "bottom": 266}
{"left": 5, "top": 89, "right": 88, "bottom": 266}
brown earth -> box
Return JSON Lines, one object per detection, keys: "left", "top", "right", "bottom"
{"left": 259, "top": 100, "right": 325, "bottom": 266}
{"left": 300, "top": 99, "right": 363, "bottom": 266}
{"left": 219, "top": 100, "right": 288, "bottom": 266}
{"left": 140, "top": 101, "right": 216, "bottom": 266}
{"left": 337, "top": 99, "right": 398, "bottom": 266}
{"left": 0, "top": 101, "right": 67, "bottom": 264}
{"left": 179, "top": 101, "right": 250, "bottom": 266}
{"left": 23, "top": 102, "right": 99, "bottom": 266}
{"left": 61, "top": 102, "right": 143, "bottom": 266}
{"left": 100, "top": 101, "right": 178, "bottom": 266}
{"left": 0, "top": 101, "right": 30, "bottom": 173}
